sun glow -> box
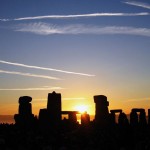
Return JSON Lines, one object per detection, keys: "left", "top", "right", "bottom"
{"left": 74, "top": 105, "right": 88, "bottom": 113}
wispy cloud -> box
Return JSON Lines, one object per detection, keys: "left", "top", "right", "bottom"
{"left": 0, "top": 87, "right": 64, "bottom": 91}
{"left": 0, "top": 19, "right": 9, "bottom": 21}
{"left": 0, "top": 69, "right": 60, "bottom": 80}
{"left": 14, "top": 22, "right": 150, "bottom": 37}
{"left": 123, "top": 1, "right": 150, "bottom": 10}
{"left": 0, "top": 12, "right": 149, "bottom": 22}
{"left": 124, "top": 97, "right": 150, "bottom": 102}
{"left": 0, "top": 60, "right": 95, "bottom": 77}
{"left": 62, "top": 97, "right": 87, "bottom": 100}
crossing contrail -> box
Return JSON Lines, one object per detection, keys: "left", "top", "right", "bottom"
{"left": 0, "top": 69, "right": 61, "bottom": 80}
{"left": 0, "top": 60, "right": 95, "bottom": 77}
{"left": 123, "top": 1, "right": 150, "bottom": 10}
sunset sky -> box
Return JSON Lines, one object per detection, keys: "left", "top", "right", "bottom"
{"left": 0, "top": 0, "right": 150, "bottom": 118}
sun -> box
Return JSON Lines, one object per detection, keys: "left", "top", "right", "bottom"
{"left": 74, "top": 105, "right": 88, "bottom": 113}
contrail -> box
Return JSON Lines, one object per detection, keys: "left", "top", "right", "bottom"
{"left": 0, "top": 87, "right": 64, "bottom": 90}
{"left": 0, "top": 69, "right": 60, "bottom": 80}
{"left": 0, "top": 60, "right": 95, "bottom": 77}
{"left": 0, "top": 12, "right": 149, "bottom": 21}
{"left": 14, "top": 12, "right": 149, "bottom": 20}
{"left": 123, "top": 1, "right": 150, "bottom": 10}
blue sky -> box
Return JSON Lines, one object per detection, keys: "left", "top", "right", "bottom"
{"left": 0, "top": 0, "right": 150, "bottom": 115}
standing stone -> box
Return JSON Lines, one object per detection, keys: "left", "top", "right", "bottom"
{"left": 94, "top": 95, "right": 109, "bottom": 126}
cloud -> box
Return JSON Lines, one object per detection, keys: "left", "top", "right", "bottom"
{"left": 124, "top": 97, "right": 150, "bottom": 102}
{"left": 0, "top": 87, "right": 64, "bottom": 91}
{"left": 62, "top": 97, "right": 87, "bottom": 100}
{"left": 0, "top": 12, "right": 149, "bottom": 21}
{"left": 0, "top": 60, "right": 95, "bottom": 77}
{"left": 14, "top": 22, "right": 150, "bottom": 37}
{"left": 0, "top": 69, "right": 60, "bottom": 80}
{"left": 0, "top": 19, "right": 9, "bottom": 21}
{"left": 123, "top": 1, "right": 150, "bottom": 9}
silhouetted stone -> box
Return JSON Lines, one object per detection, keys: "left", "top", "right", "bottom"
{"left": 130, "top": 108, "right": 146, "bottom": 127}
{"left": 61, "top": 111, "right": 79, "bottom": 127}
{"left": 18, "top": 96, "right": 32, "bottom": 115}
{"left": 110, "top": 109, "right": 122, "bottom": 114}
{"left": 47, "top": 91, "right": 62, "bottom": 125}
{"left": 14, "top": 96, "right": 35, "bottom": 129}
{"left": 38, "top": 108, "right": 49, "bottom": 131}
{"left": 19, "top": 96, "right": 32, "bottom": 104}
{"left": 8, "top": 92, "right": 150, "bottom": 150}
{"left": 109, "top": 111, "right": 116, "bottom": 125}
{"left": 139, "top": 109, "right": 147, "bottom": 126}
{"left": 81, "top": 112, "right": 90, "bottom": 126}
{"left": 130, "top": 110, "right": 138, "bottom": 127}
{"left": 110, "top": 109, "right": 122, "bottom": 125}
{"left": 148, "top": 109, "right": 150, "bottom": 125}
{"left": 118, "top": 112, "right": 129, "bottom": 126}
{"left": 68, "top": 112, "right": 77, "bottom": 123}
{"left": 9, "top": 92, "right": 150, "bottom": 150}
{"left": 39, "top": 109, "right": 48, "bottom": 123}
{"left": 94, "top": 95, "right": 109, "bottom": 126}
